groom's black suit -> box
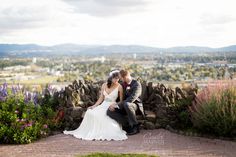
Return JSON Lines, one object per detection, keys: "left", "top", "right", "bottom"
{"left": 107, "top": 79, "right": 145, "bottom": 128}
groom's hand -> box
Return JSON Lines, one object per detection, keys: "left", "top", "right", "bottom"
{"left": 108, "top": 103, "right": 117, "bottom": 112}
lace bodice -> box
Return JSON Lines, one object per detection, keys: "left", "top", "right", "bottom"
{"left": 103, "top": 86, "right": 119, "bottom": 102}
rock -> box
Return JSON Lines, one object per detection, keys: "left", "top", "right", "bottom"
{"left": 143, "top": 121, "right": 155, "bottom": 130}
{"left": 64, "top": 115, "right": 73, "bottom": 122}
{"left": 141, "top": 82, "right": 148, "bottom": 102}
{"left": 72, "top": 80, "right": 80, "bottom": 89}
{"left": 66, "top": 96, "right": 74, "bottom": 108}
{"left": 163, "top": 95, "right": 171, "bottom": 105}
{"left": 176, "top": 87, "right": 187, "bottom": 99}
{"left": 165, "top": 125, "right": 174, "bottom": 132}
{"left": 147, "top": 82, "right": 154, "bottom": 96}
{"left": 156, "top": 93, "right": 164, "bottom": 103}
{"left": 155, "top": 118, "right": 169, "bottom": 128}
{"left": 71, "top": 107, "right": 84, "bottom": 120}
{"left": 144, "top": 111, "right": 156, "bottom": 123}
{"left": 137, "top": 119, "right": 145, "bottom": 124}
{"left": 71, "top": 122, "right": 80, "bottom": 130}
{"left": 65, "top": 86, "right": 73, "bottom": 96}
{"left": 155, "top": 123, "right": 162, "bottom": 129}
{"left": 155, "top": 107, "right": 167, "bottom": 119}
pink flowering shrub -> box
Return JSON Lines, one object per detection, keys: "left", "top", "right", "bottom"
{"left": 190, "top": 80, "right": 236, "bottom": 136}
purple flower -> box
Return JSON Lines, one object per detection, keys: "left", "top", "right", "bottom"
{"left": 3, "top": 82, "right": 7, "bottom": 89}
{"left": 0, "top": 96, "right": 6, "bottom": 102}
{"left": 3, "top": 90, "right": 8, "bottom": 97}
{"left": 33, "top": 92, "right": 38, "bottom": 105}
{"left": 20, "top": 125, "right": 25, "bottom": 131}
{"left": 1, "top": 87, "right": 8, "bottom": 97}
{"left": 28, "top": 92, "right": 32, "bottom": 100}
{"left": 47, "top": 84, "right": 52, "bottom": 92}
{"left": 24, "top": 91, "right": 33, "bottom": 103}
{"left": 17, "top": 83, "right": 21, "bottom": 91}
{"left": 52, "top": 88, "right": 57, "bottom": 95}
{"left": 26, "top": 122, "right": 32, "bottom": 127}
{"left": 24, "top": 92, "right": 29, "bottom": 103}
{"left": 12, "top": 86, "right": 16, "bottom": 95}
{"left": 43, "top": 124, "right": 48, "bottom": 129}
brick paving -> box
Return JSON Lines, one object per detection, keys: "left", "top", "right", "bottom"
{"left": 0, "top": 129, "right": 236, "bottom": 157}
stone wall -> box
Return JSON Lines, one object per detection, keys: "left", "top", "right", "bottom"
{"left": 55, "top": 79, "right": 197, "bottom": 130}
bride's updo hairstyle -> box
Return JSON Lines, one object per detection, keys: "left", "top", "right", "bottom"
{"left": 107, "top": 70, "right": 120, "bottom": 88}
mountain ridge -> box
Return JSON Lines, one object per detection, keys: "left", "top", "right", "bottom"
{"left": 0, "top": 43, "right": 235, "bottom": 57}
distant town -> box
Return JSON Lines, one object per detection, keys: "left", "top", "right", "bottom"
{"left": 1, "top": 50, "right": 236, "bottom": 91}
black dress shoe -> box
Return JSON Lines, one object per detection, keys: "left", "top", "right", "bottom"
{"left": 122, "top": 125, "right": 132, "bottom": 133}
{"left": 127, "top": 124, "right": 140, "bottom": 135}
{"left": 135, "top": 122, "right": 141, "bottom": 131}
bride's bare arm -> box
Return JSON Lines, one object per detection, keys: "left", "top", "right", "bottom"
{"left": 108, "top": 84, "right": 123, "bottom": 111}
{"left": 118, "top": 84, "right": 124, "bottom": 102}
{"left": 88, "top": 83, "right": 105, "bottom": 109}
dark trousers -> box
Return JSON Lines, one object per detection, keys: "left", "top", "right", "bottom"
{"left": 107, "top": 102, "right": 138, "bottom": 128}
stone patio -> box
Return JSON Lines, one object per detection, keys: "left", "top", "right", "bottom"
{"left": 0, "top": 129, "right": 236, "bottom": 157}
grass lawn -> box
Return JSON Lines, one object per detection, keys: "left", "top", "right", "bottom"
{"left": 76, "top": 152, "right": 159, "bottom": 157}
{"left": 14, "top": 76, "right": 59, "bottom": 84}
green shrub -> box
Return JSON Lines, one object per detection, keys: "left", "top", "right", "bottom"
{"left": 0, "top": 83, "right": 58, "bottom": 144}
{"left": 190, "top": 80, "right": 236, "bottom": 137}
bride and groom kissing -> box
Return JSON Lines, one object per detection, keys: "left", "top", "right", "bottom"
{"left": 63, "top": 69, "right": 145, "bottom": 140}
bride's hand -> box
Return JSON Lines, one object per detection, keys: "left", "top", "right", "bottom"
{"left": 88, "top": 105, "right": 96, "bottom": 110}
{"left": 108, "top": 103, "right": 117, "bottom": 111}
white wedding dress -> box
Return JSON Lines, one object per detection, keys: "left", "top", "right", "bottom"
{"left": 63, "top": 86, "right": 128, "bottom": 141}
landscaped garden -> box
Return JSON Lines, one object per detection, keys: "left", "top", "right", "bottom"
{"left": 0, "top": 83, "right": 63, "bottom": 144}
{"left": 0, "top": 79, "right": 236, "bottom": 145}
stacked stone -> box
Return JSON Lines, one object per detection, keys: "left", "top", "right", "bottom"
{"left": 60, "top": 79, "right": 102, "bottom": 130}
{"left": 57, "top": 79, "right": 197, "bottom": 130}
{"left": 140, "top": 82, "right": 197, "bottom": 130}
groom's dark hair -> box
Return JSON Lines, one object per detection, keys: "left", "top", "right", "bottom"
{"left": 120, "top": 69, "right": 129, "bottom": 77}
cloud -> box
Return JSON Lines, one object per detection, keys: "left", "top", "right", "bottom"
{"left": 199, "top": 13, "right": 236, "bottom": 25}
{"left": 0, "top": 0, "right": 236, "bottom": 47}
{"left": 198, "top": 13, "right": 236, "bottom": 34}
{"left": 62, "top": 0, "right": 152, "bottom": 17}
{"left": 0, "top": 2, "right": 56, "bottom": 36}
{"left": 0, "top": 8, "right": 45, "bottom": 29}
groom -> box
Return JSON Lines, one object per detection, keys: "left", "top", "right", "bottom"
{"left": 107, "top": 69, "right": 145, "bottom": 135}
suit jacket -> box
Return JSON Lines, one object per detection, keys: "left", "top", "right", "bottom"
{"left": 118, "top": 79, "right": 145, "bottom": 118}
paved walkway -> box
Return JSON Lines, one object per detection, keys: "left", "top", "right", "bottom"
{"left": 0, "top": 129, "right": 236, "bottom": 157}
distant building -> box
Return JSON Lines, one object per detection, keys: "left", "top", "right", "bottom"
{"left": 2, "top": 58, "right": 9, "bottom": 60}
{"left": 3, "top": 65, "right": 31, "bottom": 71}
{"left": 224, "top": 66, "right": 231, "bottom": 79}
{"left": 101, "top": 56, "right": 105, "bottom": 63}
{"left": 90, "top": 56, "right": 106, "bottom": 63}
{"left": 212, "top": 60, "right": 227, "bottom": 65}
{"left": 32, "top": 57, "right": 37, "bottom": 64}
{"left": 133, "top": 53, "right": 137, "bottom": 59}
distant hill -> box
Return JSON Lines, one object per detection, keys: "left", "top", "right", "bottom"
{"left": 0, "top": 43, "right": 235, "bottom": 57}
{"left": 218, "top": 45, "right": 236, "bottom": 52}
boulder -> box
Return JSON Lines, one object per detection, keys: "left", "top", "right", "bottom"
{"left": 143, "top": 121, "right": 155, "bottom": 130}
{"left": 144, "top": 111, "right": 156, "bottom": 123}
{"left": 71, "top": 107, "right": 84, "bottom": 120}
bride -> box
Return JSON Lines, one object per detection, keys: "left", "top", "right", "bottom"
{"left": 63, "top": 70, "right": 128, "bottom": 141}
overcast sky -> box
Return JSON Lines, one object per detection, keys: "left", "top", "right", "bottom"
{"left": 0, "top": 0, "right": 235, "bottom": 47}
